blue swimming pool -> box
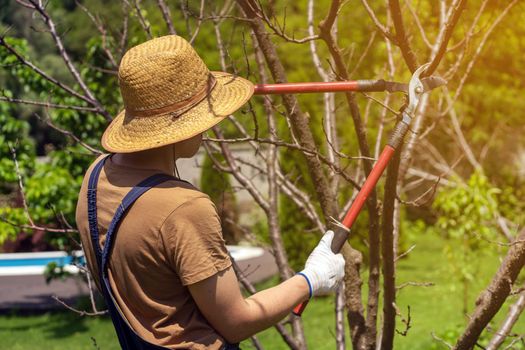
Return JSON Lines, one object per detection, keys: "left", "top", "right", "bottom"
{"left": 0, "top": 251, "right": 85, "bottom": 276}
{"left": 0, "top": 246, "right": 264, "bottom": 276}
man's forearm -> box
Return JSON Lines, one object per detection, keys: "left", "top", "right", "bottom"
{"left": 227, "top": 275, "right": 309, "bottom": 342}
{"left": 190, "top": 231, "right": 345, "bottom": 344}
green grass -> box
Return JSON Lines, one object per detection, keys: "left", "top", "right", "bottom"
{"left": 1, "top": 231, "right": 524, "bottom": 349}
{"left": 394, "top": 231, "right": 525, "bottom": 350}
{"left": 0, "top": 311, "right": 119, "bottom": 350}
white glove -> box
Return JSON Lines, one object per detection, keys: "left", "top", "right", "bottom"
{"left": 298, "top": 230, "right": 345, "bottom": 297}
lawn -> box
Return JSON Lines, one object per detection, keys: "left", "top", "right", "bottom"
{"left": 0, "top": 231, "right": 523, "bottom": 349}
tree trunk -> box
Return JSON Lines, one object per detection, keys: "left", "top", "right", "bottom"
{"left": 486, "top": 290, "right": 525, "bottom": 350}
{"left": 454, "top": 228, "right": 525, "bottom": 350}
{"left": 380, "top": 144, "right": 403, "bottom": 350}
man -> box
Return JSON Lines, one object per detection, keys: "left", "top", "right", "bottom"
{"left": 76, "top": 35, "right": 345, "bottom": 350}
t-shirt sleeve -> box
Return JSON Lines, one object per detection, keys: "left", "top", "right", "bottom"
{"left": 160, "top": 195, "right": 232, "bottom": 285}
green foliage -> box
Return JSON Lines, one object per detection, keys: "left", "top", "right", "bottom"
{"left": 433, "top": 171, "right": 503, "bottom": 311}
{"left": 0, "top": 207, "right": 26, "bottom": 243}
{"left": 25, "top": 162, "right": 79, "bottom": 223}
{"left": 0, "top": 35, "right": 106, "bottom": 247}
{"left": 43, "top": 261, "right": 73, "bottom": 284}
{"left": 279, "top": 194, "right": 319, "bottom": 272}
{"left": 429, "top": 323, "right": 494, "bottom": 350}
{"left": 434, "top": 171, "right": 500, "bottom": 240}
{"left": 200, "top": 152, "right": 234, "bottom": 203}
{"left": 200, "top": 152, "right": 244, "bottom": 244}
{"left": 0, "top": 103, "right": 35, "bottom": 184}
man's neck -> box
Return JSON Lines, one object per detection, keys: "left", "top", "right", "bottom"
{"left": 111, "top": 145, "right": 175, "bottom": 175}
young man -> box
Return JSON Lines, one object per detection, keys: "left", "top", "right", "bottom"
{"left": 76, "top": 35, "right": 345, "bottom": 350}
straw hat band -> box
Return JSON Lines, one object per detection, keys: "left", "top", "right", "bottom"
{"left": 127, "top": 75, "right": 217, "bottom": 118}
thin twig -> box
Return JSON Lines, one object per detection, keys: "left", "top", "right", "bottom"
{"left": 395, "top": 244, "right": 416, "bottom": 262}
{"left": 432, "top": 331, "right": 453, "bottom": 349}
{"left": 396, "top": 281, "right": 435, "bottom": 291}
{"left": 52, "top": 295, "right": 107, "bottom": 316}
{"left": 360, "top": 0, "right": 397, "bottom": 43}
{"left": 399, "top": 177, "right": 441, "bottom": 207}
{"left": 129, "top": 0, "right": 153, "bottom": 39}
{"left": 0, "top": 36, "right": 96, "bottom": 109}
{"left": 8, "top": 142, "right": 34, "bottom": 226}
{"left": 85, "top": 267, "right": 101, "bottom": 314}
{"left": 26, "top": 0, "right": 111, "bottom": 120}
{"left": 252, "top": 0, "right": 320, "bottom": 44}
{"left": 36, "top": 113, "right": 103, "bottom": 155}
{"left": 189, "top": 0, "right": 205, "bottom": 44}
{"left": 424, "top": 0, "right": 468, "bottom": 76}
{"left": 444, "top": 0, "right": 489, "bottom": 80}
{"left": 361, "top": 92, "right": 399, "bottom": 115}
{"left": 204, "top": 136, "right": 363, "bottom": 189}
{"left": 157, "top": 0, "right": 177, "bottom": 35}
{"left": 402, "top": 0, "right": 431, "bottom": 49}
{"left": 119, "top": 2, "right": 130, "bottom": 58}
{"left": 393, "top": 304, "right": 412, "bottom": 336}
{"left": 74, "top": 0, "right": 118, "bottom": 67}
{"left": 449, "top": 0, "right": 518, "bottom": 105}
{"left": 0, "top": 95, "right": 98, "bottom": 112}
{"left": 0, "top": 216, "right": 79, "bottom": 233}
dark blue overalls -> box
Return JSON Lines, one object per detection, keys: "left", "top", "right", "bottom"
{"left": 87, "top": 155, "right": 240, "bottom": 350}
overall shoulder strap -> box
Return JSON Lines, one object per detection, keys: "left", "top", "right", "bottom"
{"left": 87, "top": 155, "right": 111, "bottom": 267}
{"left": 87, "top": 163, "right": 175, "bottom": 350}
{"left": 100, "top": 173, "right": 175, "bottom": 276}
{"left": 98, "top": 173, "right": 175, "bottom": 350}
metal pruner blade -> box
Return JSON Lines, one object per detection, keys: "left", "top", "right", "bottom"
{"left": 421, "top": 76, "right": 447, "bottom": 94}
{"left": 407, "top": 63, "right": 432, "bottom": 115}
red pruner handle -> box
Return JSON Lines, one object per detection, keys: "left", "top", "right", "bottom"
{"left": 293, "top": 299, "right": 309, "bottom": 316}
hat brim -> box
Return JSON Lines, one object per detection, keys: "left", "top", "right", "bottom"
{"left": 101, "top": 72, "right": 254, "bottom": 153}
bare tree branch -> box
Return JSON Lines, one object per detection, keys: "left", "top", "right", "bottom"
{"left": 52, "top": 295, "right": 107, "bottom": 316}
{"left": 388, "top": 0, "right": 418, "bottom": 71}
{"left": 0, "top": 35, "right": 102, "bottom": 113}
{"left": 381, "top": 135, "right": 403, "bottom": 350}
{"left": 0, "top": 216, "right": 78, "bottom": 234}
{"left": 444, "top": 0, "right": 489, "bottom": 80}
{"left": 26, "top": 0, "right": 111, "bottom": 120}
{"left": 433, "top": 331, "right": 453, "bottom": 349}
{"left": 402, "top": 0, "right": 431, "bottom": 49}
{"left": 35, "top": 113, "right": 103, "bottom": 155}
{"left": 449, "top": 0, "right": 518, "bottom": 104}
{"left": 454, "top": 228, "right": 525, "bottom": 349}
{"left": 189, "top": 0, "right": 205, "bottom": 44}
{"left": 8, "top": 142, "right": 34, "bottom": 227}
{"left": 157, "top": 0, "right": 177, "bottom": 35}
{"left": 396, "top": 281, "right": 435, "bottom": 291}
{"left": 250, "top": 0, "right": 320, "bottom": 44}
{"left": 119, "top": 2, "right": 130, "bottom": 58}
{"left": 335, "top": 283, "right": 346, "bottom": 350}
{"left": 486, "top": 285, "right": 525, "bottom": 350}
{"left": 75, "top": 0, "right": 118, "bottom": 68}
{"left": 360, "top": 0, "right": 397, "bottom": 43}
{"left": 424, "top": 0, "right": 468, "bottom": 77}
{"left": 0, "top": 95, "right": 97, "bottom": 112}
{"left": 128, "top": 0, "right": 153, "bottom": 39}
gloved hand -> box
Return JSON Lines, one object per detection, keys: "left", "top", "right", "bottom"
{"left": 298, "top": 230, "right": 345, "bottom": 297}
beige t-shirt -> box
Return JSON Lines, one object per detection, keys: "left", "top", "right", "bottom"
{"left": 75, "top": 154, "right": 232, "bottom": 349}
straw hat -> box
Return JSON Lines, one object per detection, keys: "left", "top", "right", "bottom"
{"left": 101, "top": 35, "right": 254, "bottom": 153}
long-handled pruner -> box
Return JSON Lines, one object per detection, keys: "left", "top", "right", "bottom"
{"left": 252, "top": 63, "right": 445, "bottom": 315}
{"left": 253, "top": 74, "right": 445, "bottom": 95}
